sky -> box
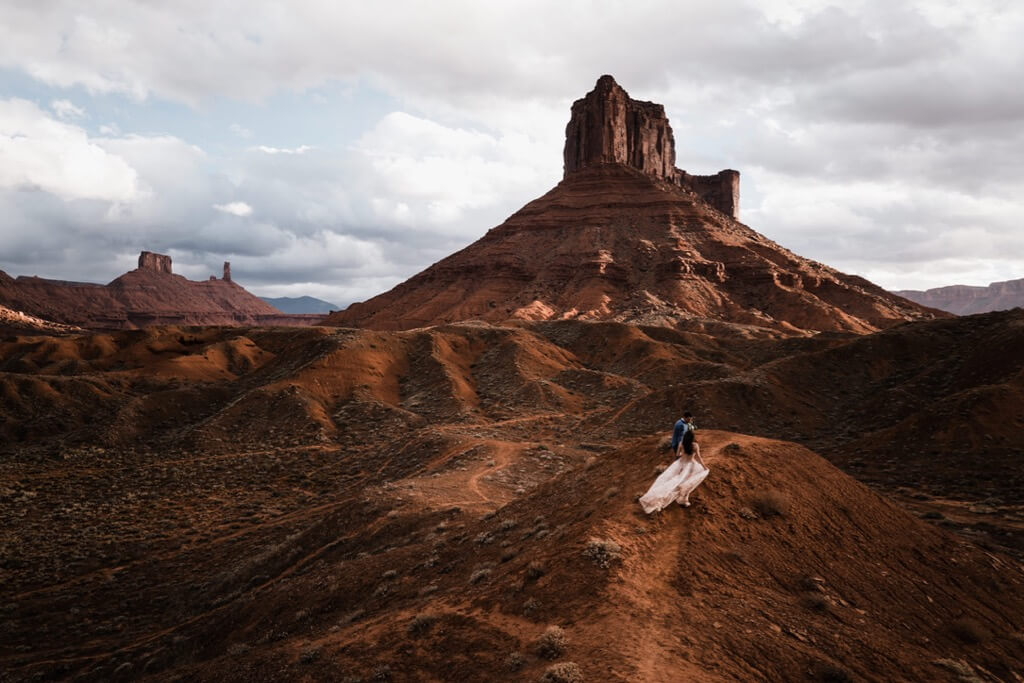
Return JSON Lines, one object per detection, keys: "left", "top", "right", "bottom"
{"left": 2, "top": 1, "right": 1024, "bottom": 307}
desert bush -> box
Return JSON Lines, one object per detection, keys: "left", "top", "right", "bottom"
{"left": 523, "top": 598, "right": 540, "bottom": 617}
{"left": 526, "top": 561, "right": 546, "bottom": 581}
{"left": 540, "top": 661, "right": 584, "bottom": 682}
{"left": 500, "top": 518, "right": 517, "bottom": 531}
{"left": 535, "top": 625, "right": 567, "bottom": 659}
{"left": 381, "top": 569, "right": 398, "bottom": 581}
{"left": 722, "top": 443, "right": 742, "bottom": 455}
{"left": 583, "top": 539, "right": 622, "bottom": 569}
{"left": 407, "top": 614, "right": 437, "bottom": 637}
{"left": 950, "top": 617, "right": 991, "bottom": 644}
{"left": 751, "top": 490, "right": 789, "bottom": 517}
{"left": 299, "top": 646, "right": 321, "bottom": 664}
{"left": 504, "top": 651, "right": 526, "bottom": 672}
{"left": 802, "top": 593, "right": 828, "bottom": 611}
{"left": 469, "top": 568, "right": 492, "bottom": 584}
{"left": 811, "top": 662, "right": 853, "bottom": 682}
{"left": 603, "top": 486, "right": 620, "bottom": 500}
{"left": 474, "top": 531, "right": 495, "bottom": 545}
{"left": 501, "top": 549, "right": 518, "bottom": 563}
{"left": 227, "top": 642, "right": 251, "bottom": 656}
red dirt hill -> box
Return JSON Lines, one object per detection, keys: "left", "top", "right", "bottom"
{"left": 2, "top": 316, "right": 1024, "bottom": 680}
{"left": 328, "top": 77, "right": 943, "bottom": 334}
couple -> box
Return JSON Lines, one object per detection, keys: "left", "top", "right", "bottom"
{"left": 639, "top": 412, "right": 709, "bottom": 514}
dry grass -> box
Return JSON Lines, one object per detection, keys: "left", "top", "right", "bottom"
{"left": 583, "top": 539, "right": 622, "bottom": 569}
{"left": 540, "top": 662, "right": 584, "bottom": 682}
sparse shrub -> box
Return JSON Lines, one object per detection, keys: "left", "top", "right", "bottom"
{"left": 340, "top": 609, "right": 365, "bottom": 624}
{"left": 381, "top": 569, "right": 398, "bottom": 581}
{"left": 227, "top": 642, "right": 251, "bottom": 656}
{"left": 802, "top": 593, "right": 828, "bottom": 611}
{"left": 475, "top": 531, "right": 495, "bottom": 545}
{"left": 540, "top": 661, "right": 584, "bottom": 682}
{"left": 722, "top": 442, "right": 742, "bottom": 455}
{"left": 603, "top": 486, "right": 620, "bottom": 500}
{"left": 535, "top": 625, "right": 567, "bottom": 659}
{"left": 500, "top": 518, "right": 518, "bottom": 531}
{"left": 751, "top": 490, "right": 789, "bottom": 517}
{"left": 811, "top": 662, "right": 853, "bottom": 682}
{"left": 535, "top": 529, "right": 550, "bottom": 540}
{"left": 470, "top": 568, "right": 492, "bottom": 584}
{"left": 371, "top": 665, "right": 392, "bottom": 681}
{"left": 419, "top": 584, "right": 438, "bottom": 596}
{"left": 951, "top": 617, "right": 991, "bottom": 644}
{"left": 299, "top": 646, "right": 321, "bottom": 664}
{"left": 583, "top": 539, "right": 622, "bottom": 569}
{"left": 504, "top": 651, "right": 526, "bottom": 672}
{"left": 526, "top": 561, "right": 546, "bottom": 581}
{"left": 408, "top": 614, "right": 437, "bottom": 637}
{"left": 501, "top": 549, "right": 518, "bottom": 563}
{"left": 738, "top": 507, "right": 758, "bottom": 520}
{"left": 523, "top": 598, "right": 540, "bottom": 617}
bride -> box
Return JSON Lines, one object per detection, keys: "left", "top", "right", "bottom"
{"left": 640, "top": 417, "right": 709, "bottom": 514}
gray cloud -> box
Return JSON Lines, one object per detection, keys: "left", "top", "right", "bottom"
{"left": 1, "top": 0, "right": 1023, "bottom": 298}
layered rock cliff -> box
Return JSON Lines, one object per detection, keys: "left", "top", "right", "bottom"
{"left": 894, "top": 278, "right": 1024, "bottom": 315}
{"left": 564, "top": 75, "right": 739, "bottom": 219}
{"left": 327, "top": 76, "right": 945, "bottom": 335}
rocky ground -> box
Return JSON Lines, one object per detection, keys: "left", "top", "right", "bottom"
{"left": 2, "top": 314, "right": 1023, "bottom": 681}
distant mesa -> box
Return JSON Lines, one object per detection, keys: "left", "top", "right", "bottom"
{"left": 894, "top": 277, "right": 1024, "bottom": 315}
{"left": 327, "top": 75, "right": 945, "bottom": 334}
{"left": 259, "top": 296, "right": 341, "bottom": 314}
{"left": 0, "top": 250, "right": 326, "bottom": 330}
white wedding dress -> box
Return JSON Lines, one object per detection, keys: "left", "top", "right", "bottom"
{"left": 639, "top": 456, "right": 709, "bottom": 514}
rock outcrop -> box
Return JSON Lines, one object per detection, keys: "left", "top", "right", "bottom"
{"left": 894, "top": 277, "right": 1024, "bottom": 315}
{"left": 0, "top": 252, "right": 325, "bottom": 330}
{"left": 138, "top": 251, "right": 172, "bottom": 274}
{"left": 327, "top": 77, "right": 945, "bottom": 335}
{"left": 564, "top": 75, "right": 739, "bottom": 219}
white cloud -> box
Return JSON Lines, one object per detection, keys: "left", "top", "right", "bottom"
{"left": 51, "top": 98, "right": 85, "bottom": 119}
{"left": 256, "top": 144, "right": 313, "bottom": 154}
{"left": 2, "top": 1, "right": 1024, "bottom": 299}
{"left": 0, "top": 98, "right": 137, "bottom": 201}
{"left": 213, "top": 201, "right": 253, "bottom": 216}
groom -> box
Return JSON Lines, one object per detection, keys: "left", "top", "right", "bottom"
{"left": 671, "top": 412, "right": 693, "bottom": 455}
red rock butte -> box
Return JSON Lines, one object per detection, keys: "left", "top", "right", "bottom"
{"left": 327, "top": 75, "right": 944, "bottom": 334}
{"left": 0, "top": 251, "right": 324, "bottom": 329}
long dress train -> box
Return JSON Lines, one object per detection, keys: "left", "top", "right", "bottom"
{"left": 639, "top": 456, "right": 709, "bottom": 514}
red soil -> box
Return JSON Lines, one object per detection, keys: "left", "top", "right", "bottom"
{"left": 2, "top": 314, "right": 1023, "bottom": 681}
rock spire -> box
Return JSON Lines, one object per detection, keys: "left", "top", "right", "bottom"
{"left": 563, "top": 75, "right": 740, "bottom": 219}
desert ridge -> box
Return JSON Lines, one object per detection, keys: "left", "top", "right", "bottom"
{"left": 2, "top": 318, "right": 1023, "bottom": 680}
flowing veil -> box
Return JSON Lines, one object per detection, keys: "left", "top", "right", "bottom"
{"left": 639, "top": 456, "right": 709, "bottom": 514}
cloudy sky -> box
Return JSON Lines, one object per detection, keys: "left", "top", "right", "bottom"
{"left": 2, "top": 0, "right": 1023, "bottom": 306}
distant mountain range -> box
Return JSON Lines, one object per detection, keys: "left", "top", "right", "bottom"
{"left": 894, "top": 277, "right": 1024, "bottom": 315}
{"left": 259, "top": 296, "right": 340, "bottom": 314}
